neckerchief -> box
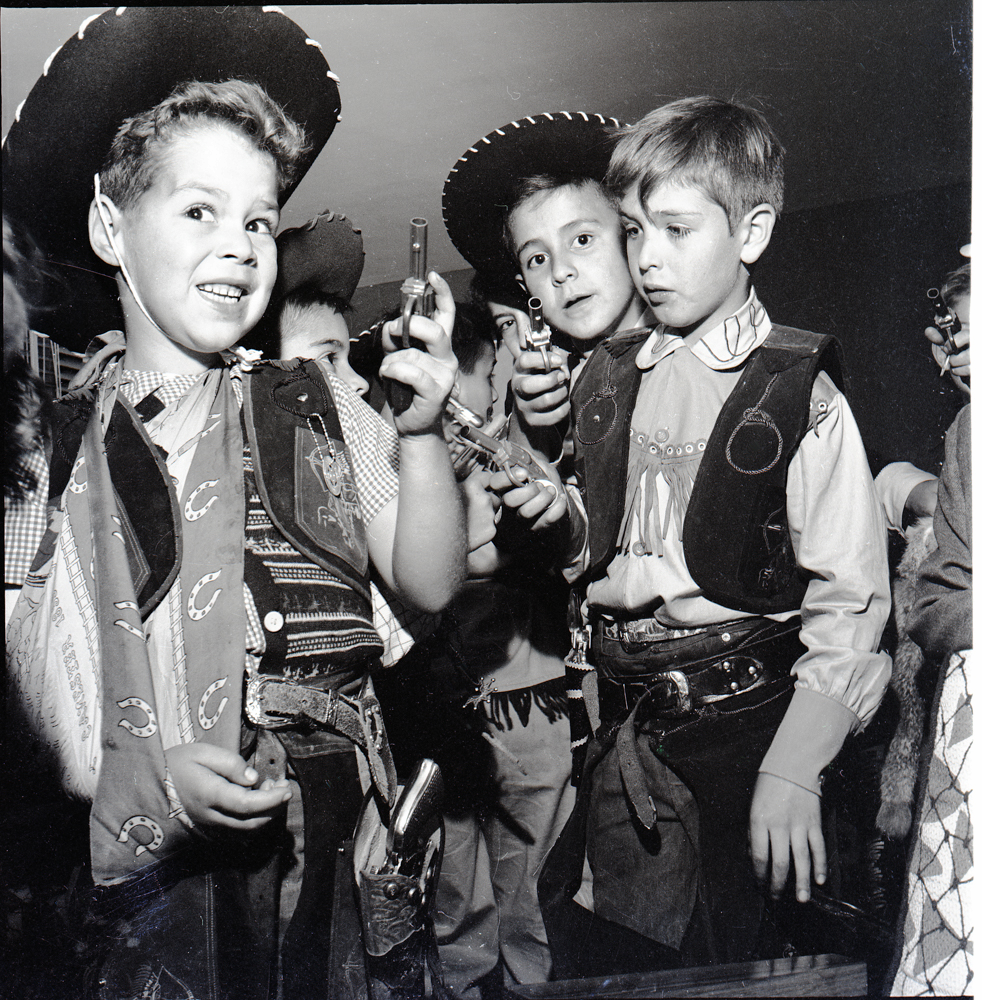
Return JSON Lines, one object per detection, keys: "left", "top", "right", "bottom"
{"left": 636, "top": 289, "right": 770, "bottom": 371}
{"left": 22, "top": 364, "right": 246, "bottom": 884}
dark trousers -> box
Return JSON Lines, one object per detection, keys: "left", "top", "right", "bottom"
{"left": 541, "top": 620, "right": 807, "bottom": 975}
{"left": 83, "top": 730, "right": 362, "bottom": 1000}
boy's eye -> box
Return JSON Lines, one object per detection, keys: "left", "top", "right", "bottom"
{"left": 523, "top": 252, "right": 547, "bottom": 270}
{"left": 622, "top": 222, "right": 640, "bottom": 239}
{"left": 667, "top": 224, "right": 692, "bottom": 239}
{"left": 573, "top": 232, "right": 594, "bottom": 248}
{"left": 495, "top": 317, "right": 515, "bottom": 333}
{"left": 247, "top": 217, "right": 276, "bottom": 235}
{"left": 185, "top": 205, "right": 215, "bottom": 223}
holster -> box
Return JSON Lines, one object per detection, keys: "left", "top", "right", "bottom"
{"left": 350, "top": 787, "right": 449, "bottom": 1000}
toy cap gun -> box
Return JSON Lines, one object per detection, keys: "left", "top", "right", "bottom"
{"left": 387, "top": 218, "right": 437, "bottom": 411}
{"left": 525, "top": 296, "right": 555, "bottom": 371}
{"left": 927, "top": 286, "right": 961, "bottom": 377}
{"left": 446, "top": 396, "right": 558, "bottom": 492}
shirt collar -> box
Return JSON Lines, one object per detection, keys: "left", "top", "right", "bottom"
{"left": 636, "top": 289, "right": 771, "bottom": 371}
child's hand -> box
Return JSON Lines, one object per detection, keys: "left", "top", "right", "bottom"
{"left": 461, "top": 469, "right": 505, "bottom": 576}
{"left": 165, "top": 742, "right": 291, "bottom": 831}
{"left": 511, "top": 349, "right": 571, "bottom": 428}
{"left": 925, "top": 324, "right": 970, "bottom": 394}
{"left": 379, "top": 271, "right": 457, "bottom": 436}
{"left": 489, "top": 464, "right": 567, "bottom": 532}
{"left": 749, "top": 772, "right": 826, "bottom": 903}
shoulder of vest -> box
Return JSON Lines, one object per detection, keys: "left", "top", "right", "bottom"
{"left": 764, "top": 324, "right": 834, "bottom": 356}
{"left": 600, "top": 325, "right": 655, "bottom": 358}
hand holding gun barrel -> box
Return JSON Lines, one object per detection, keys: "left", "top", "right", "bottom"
{"left": 927, "top": 286, "right": 961, "bottom": 376}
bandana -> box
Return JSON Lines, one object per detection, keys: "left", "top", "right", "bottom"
{"left": 8, "top": 366, "right": 246, "bottom": 884}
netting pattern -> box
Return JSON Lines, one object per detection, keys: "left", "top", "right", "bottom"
{"left": 892, "top": 650, "right": 973, "bottom": 996}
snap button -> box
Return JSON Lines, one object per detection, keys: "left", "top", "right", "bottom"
{"left": 721, "top": 632, "right": 731, "bottom": 643}
{"left": 264, "top": 611, "right": 284, "bottom": 632}
{"left": 384, "top": 882, "right": 401, "bottom": 900}
{"left": 632, "top": 541, "right": 646, "bottom": 556}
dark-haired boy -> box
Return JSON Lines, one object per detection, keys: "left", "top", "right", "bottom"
{"left": 443, "top": 113, "right": 650, "bottom": 470}
{"left": 508, "top": 96, "right": 891, "bottom": 968}
{"left": 4, "top": 10, "right": 464, "bottom": 998}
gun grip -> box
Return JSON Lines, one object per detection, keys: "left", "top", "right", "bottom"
{"left": 385, "top": 296, "right": 419, "bottom": 413}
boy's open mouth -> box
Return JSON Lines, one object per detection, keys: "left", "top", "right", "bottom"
{"left": 198, "top": 283, "right": 246, "bottom": 303}
{"left": 564, "top": 293, "right": 592, "bottom": 311}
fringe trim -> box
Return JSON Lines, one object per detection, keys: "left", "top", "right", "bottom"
{"left": 482, "top": 675, "right": 569, "bottom": 731}
{"left": 617, "top": 448, "right": 699, "bottom": 557}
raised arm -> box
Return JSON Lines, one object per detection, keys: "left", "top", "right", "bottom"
{"left": 369, "top": 272, "right": 466, "bottom": 612}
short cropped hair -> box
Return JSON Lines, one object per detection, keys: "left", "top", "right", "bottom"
{"left": 941, "top": 262, "right": 971, "bottom": 305}
{"left": 453, "top": 302, "right": 499, "bottom": 375}
{"left": 503, "top": 175, "right": 619, "bottom": 262}
{"left": 98, "top": 79, "right": 309, "bottom": 211}
{"left": 469, "top": 270, "right": 527, "bottom": 314}
{"left": 606, "top": 96, "right": 784, "bottom": 231}
{"left": 243, "top": 284, "right": 352, "bottom": 357}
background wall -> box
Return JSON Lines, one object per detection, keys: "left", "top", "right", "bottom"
{"left": 2, "top": 3, "right": 970, "bottom": 283}
{"left": 1, "top": 2, "right": 972, "bottom": 466}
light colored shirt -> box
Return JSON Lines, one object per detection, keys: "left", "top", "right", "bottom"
{"left": 874, "top": 461, "right": 937, "bottom": 534}
{"left": 567, "top": 291, "right": 892, "bottom": 793}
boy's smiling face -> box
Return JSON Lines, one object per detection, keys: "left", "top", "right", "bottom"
{"left": 620, "top": 181, "right": 768, "bottom": 341}
{"left": 101, "top": 122, "right": 280, "bottom": 372}
{"left": 509, "top": 183, "right": 645, "bottom": 345}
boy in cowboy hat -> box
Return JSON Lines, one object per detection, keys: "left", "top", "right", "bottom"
{"left": 494, "top": 97, "right": 892, "bottom": 972}
{"left": 431, "top": 112, "right": 650, "bottom": 995}
{"left": 4, "top": 9, "right": 464, "bottom": 998}
{"left": 443, "top": 112, "right": 650, "bottom": 469}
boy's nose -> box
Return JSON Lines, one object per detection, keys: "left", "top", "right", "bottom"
{"left": 342, "top": 363, "right": 370, "bottom": 397}
{"left": 634, "top": 237, "right": 662, "bottom": 275}
{"left": 551, "top": 256, "right": 576, "bottom": 285}
{"left": 218, "top": 224, "right": 258, "bottom": 265}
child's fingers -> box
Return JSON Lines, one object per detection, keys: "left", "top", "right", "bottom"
{"left": 378, "top": 352, "right": 452, "bottom": 399}
{"left": 206, "top": 781, "right": 292, "bottom": 826}
{"left": 515, "top": 352, "right": 569, "bottom": 378}
{"left": 789, "top": 827, "right": 813, "bottom": 902}
{"left": 428, "top": 270, "right": 457, "bottom": 340}
{"left": 767, "top": 833, "right": 790, "bottom": 900}
{"left": 808, "top": 825, "right": 827, "bottom": 888}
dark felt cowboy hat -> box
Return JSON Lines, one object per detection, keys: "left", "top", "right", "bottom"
{"left": 441, "top": 111, "right": 625, "bottom": 289}
{"left": 2, "top": 6, "right": 342, "bottom": 349}
{"left": 274, "top": 210, "right": 365, "bottom": 308}
{"left": 241, "top": 209, "right": 365, "bottom": 354}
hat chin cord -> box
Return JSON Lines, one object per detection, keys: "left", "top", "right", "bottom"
{"left": 93, "top": 173, "right": 168, "bottom": 338}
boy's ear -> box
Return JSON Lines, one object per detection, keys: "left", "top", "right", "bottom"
{"left": 88, "top": 196, "right": 125, "bottom": 267}
{"left": 738, "top": 203, "right": 776, "bottom": 266}
{"left": 514, "top": 272, "right": 528, "bottom": 294}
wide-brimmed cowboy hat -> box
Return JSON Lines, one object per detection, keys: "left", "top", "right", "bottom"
{"left": 442, "top": 111, "right": 624, "bottom": 287}
{"left": 2, "top": 6, "right": 342, "bottom": 348}
{"left": 274, "top": 210, "right": 365, "bottom": 308}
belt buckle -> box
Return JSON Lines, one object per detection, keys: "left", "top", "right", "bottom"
{"left": 245, "top": 675, "right": 296, "bottom": 729}
{"left": 653, "top": 669, "right": 692, "bottom": 714}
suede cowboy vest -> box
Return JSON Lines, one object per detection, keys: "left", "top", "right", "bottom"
{"left": 570, "top": 325, "right": 843, "bottom": 615}
{"left": 47, "top": 359, "right": 372, "bottom": 629}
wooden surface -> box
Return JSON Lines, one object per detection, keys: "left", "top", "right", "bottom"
{"left": 511, "top": 954, "right": 867, "bottom": 998}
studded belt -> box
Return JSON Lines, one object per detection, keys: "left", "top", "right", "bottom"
{"left": 246, "top": 674, "right": 397, "bottom": 805}
{"left": 594, "top": 617, "right": 802, "bottom": 719}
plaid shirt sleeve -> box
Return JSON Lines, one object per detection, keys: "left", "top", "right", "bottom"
{"left": 325, "top": 370, "right": 400, "bottom": 524}
{"left": 5, "top": 448, "right": 50, "bottom": 586}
